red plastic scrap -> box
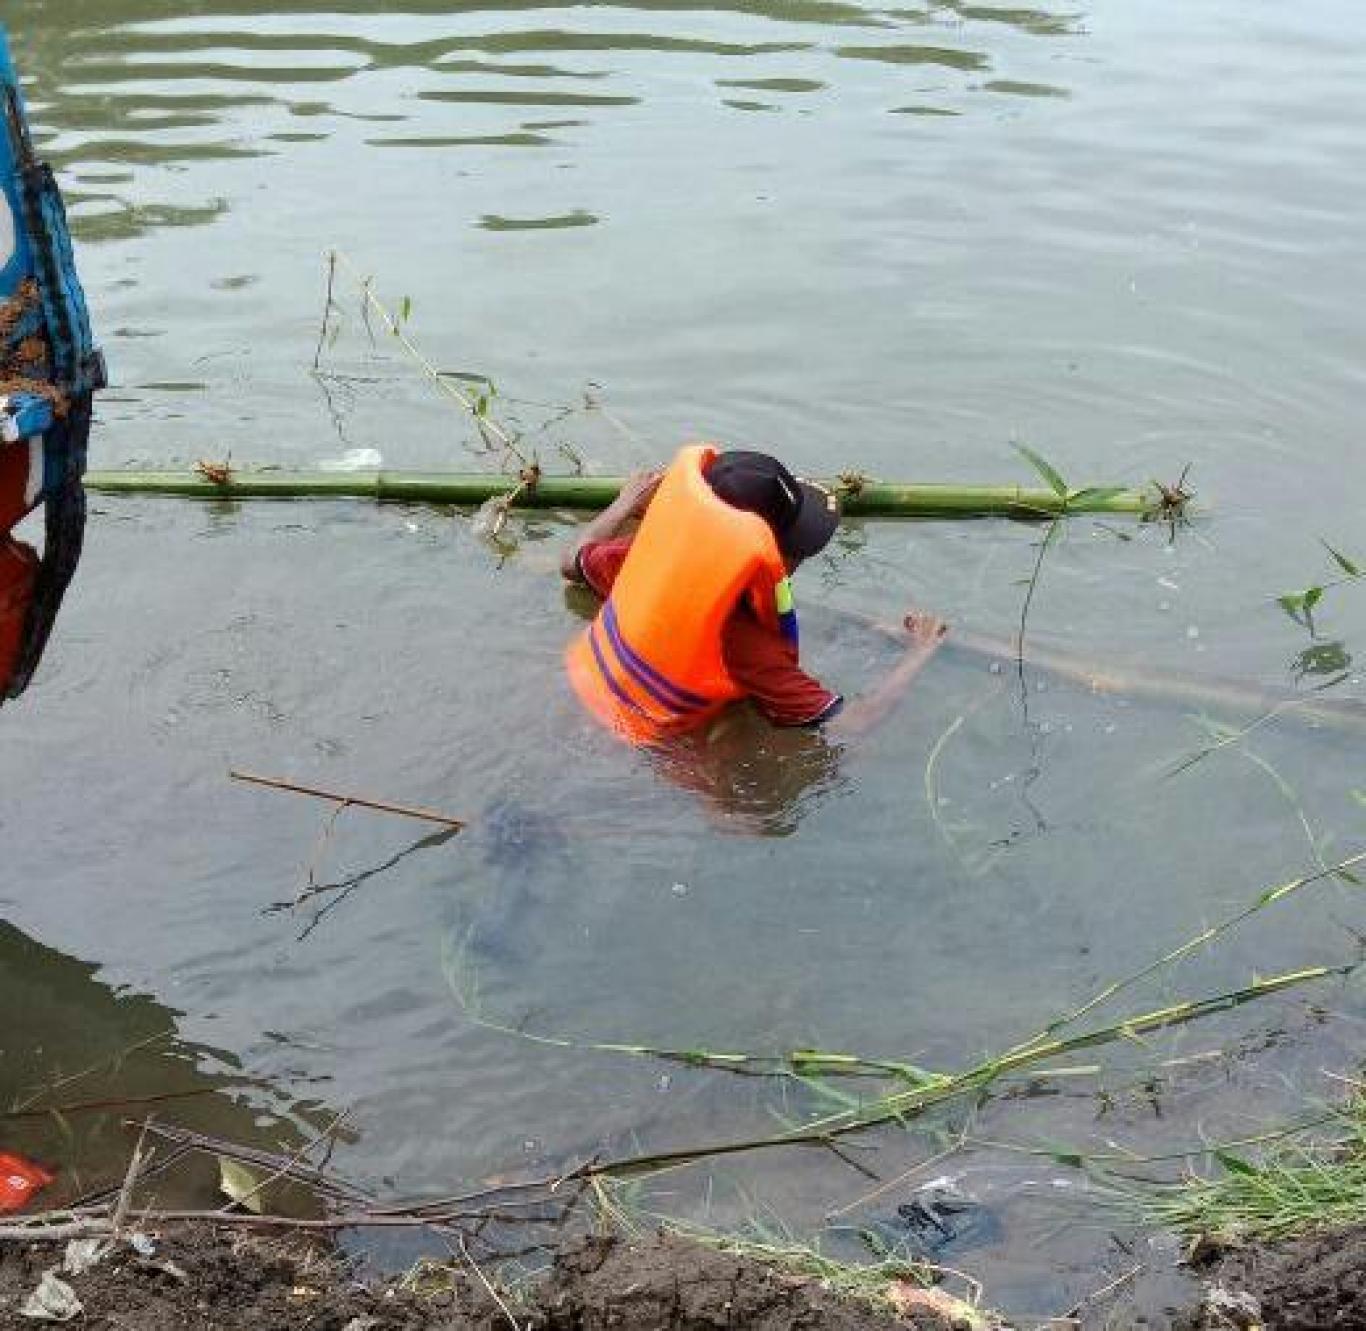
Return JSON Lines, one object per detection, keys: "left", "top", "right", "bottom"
{"left": 0, "top": 1151, "right": 55, "bottom": 1213}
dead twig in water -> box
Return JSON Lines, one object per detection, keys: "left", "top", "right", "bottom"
{"left": 1, "top": 1086, "right": 215, "bottom": 1122}
{"left": 112, "top": 1121, "right": 151, "bottom": 1235}
{"left": 138, "top": 1123, "right": 370, "bottom": 1209}
{"left": 1059, "top": 1262, "right": 1144, "bottom": 1321}
{"left": 324, "top": 248, "right": 530, "bottom": 471}
{"left": 297, "top": 799, "right": 350, "bottom": 904}
{"left": 311, "top": 249, "right": 338, "bottom": 371}
{"left": 9, "top": 1028, "right": 176, "bottom": 1114}
{"left": 288, "top": 826, "right": 460, "bottom": 942}
{"left": 229, "top": 769, "right": 466, "bottom": 829}
{"left": 452, "top": 1233, "right": 526, "bottom": 1331}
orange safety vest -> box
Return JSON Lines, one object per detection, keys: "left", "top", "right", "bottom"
{"left": 565, "top": 443, "right": 798, "bottom": 743}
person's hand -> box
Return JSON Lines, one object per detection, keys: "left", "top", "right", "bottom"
{"left": 903, "top": 610, "right": 949, "bottom": 652}
{"left": 617, "top": 468, "right": 664, "bottom": 519}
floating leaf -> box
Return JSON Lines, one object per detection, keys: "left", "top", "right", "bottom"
{"left": 1013, "top": 442, "right": 1069, "bottom": 498}
{"left": 218, "top": 1156, "right": 266, "bottom": 1213}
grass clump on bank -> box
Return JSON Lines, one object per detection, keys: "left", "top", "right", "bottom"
{"left": 1124, "top": 1088, "right": 1366, "bottom": 1244}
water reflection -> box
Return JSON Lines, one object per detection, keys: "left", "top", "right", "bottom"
{"left": 0, "top": 920, "right": 325, "bottom": 1210}
{"left": 835, "top": 42, "right": 988, "bottom": 70}
{"left": 648, "top": 707, "right": 847, "bottom": 835}
{"left": 1290, "top": 639, "right": 1352, "bottom": 684}
{"left": 8, "top": 0, "right": 1081, "bottom": 243}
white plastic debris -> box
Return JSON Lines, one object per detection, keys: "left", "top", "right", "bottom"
{"left": 319, "top": 448, "right": 382, "bottom": 472}
{"left": 1204, "top": 1284, "right": 1261, "bottom": 1328}
{"left": 61, "top": 1237, "right": 108, "bottom": 1275}
{"left": 20, "top": 1271, "right": 83, "bottom": 1322}
{"left": 129, "top": 1231, "right": 158, "bottom": 1257}
{"left": 471, "top": 494, "right": 511, "bottom": 540}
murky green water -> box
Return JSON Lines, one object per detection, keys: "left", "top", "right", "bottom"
{"left": 3, "top": 0, "right": 1365, "bottom": 1314}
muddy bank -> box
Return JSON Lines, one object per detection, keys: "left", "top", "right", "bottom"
{"left": 1180, "top": 1225, "right": 1366, "bottom": 1331}
{"left": 0, "top": 1227, "right": 964, "bottom": 1331}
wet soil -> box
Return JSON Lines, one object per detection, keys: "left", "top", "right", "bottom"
{"left": 1181, "top": 1225, "right": 1366, "bottom": 1331}
{"left": 0, "top": 1228, "right": 947, "bottom": 1331}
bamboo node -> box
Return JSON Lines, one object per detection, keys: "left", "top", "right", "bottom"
{"left": 194, "top": 457, "right": 234, "bottom": 487}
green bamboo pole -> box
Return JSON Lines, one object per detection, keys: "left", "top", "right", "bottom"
{"left": 82, "top": 470, "right": 1162, "bottom": 519}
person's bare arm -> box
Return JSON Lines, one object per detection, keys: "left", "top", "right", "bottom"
{"left": 559, "top": 469, "right": 663, "bottom": 582}
{"left": 826, "top": 612, "right": 948, "bottom": 739}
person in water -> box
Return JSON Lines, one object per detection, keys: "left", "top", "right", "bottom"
{"left": 562, "top": 444, "right": 947, "bottom": 741}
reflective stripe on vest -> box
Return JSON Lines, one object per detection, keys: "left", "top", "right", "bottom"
{"left": 581, "top": 598, "right": 714, "bottom": 728}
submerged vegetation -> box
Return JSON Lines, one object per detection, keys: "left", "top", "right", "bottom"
{"left": 445, "top": 843, "right": 1365, "bottom": 1181}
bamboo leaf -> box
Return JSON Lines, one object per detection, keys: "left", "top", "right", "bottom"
{"left": 1278, "top": 589, "right": 1320, "bottom": 629}
{"left": 1013, "top": 443, "right": 1069, "bottom": 499}
{"left": 1068, "top": 486, "right": 1126, "bottom": 506}
{"left": 1322, "top": 541, "right": 1361, "bottom": 578}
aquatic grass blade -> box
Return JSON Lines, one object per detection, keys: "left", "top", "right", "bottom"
{"left": 1012, "top": 443, "right": 1069, "bottom": 498}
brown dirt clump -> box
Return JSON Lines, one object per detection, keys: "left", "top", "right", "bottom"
{"left": 0, "top": 1226, "right": 502, "bottom": 1331}
{"left": 1180, "top": 1224, "right": 1366, "bottom": 1330}
{"left": 0, "top": 1227, "right": 957, "bottom": 1331}
{"left": 536, "top": 1233, "right": 936, "bottom": 1331}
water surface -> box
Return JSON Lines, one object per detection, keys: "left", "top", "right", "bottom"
{"left": 3, "top": 0, "right": 1366, "bottom": 1313}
